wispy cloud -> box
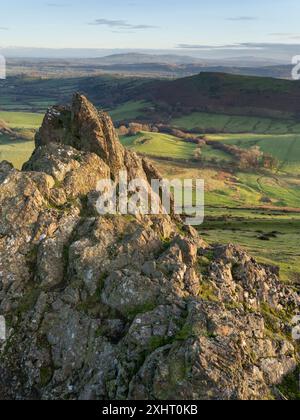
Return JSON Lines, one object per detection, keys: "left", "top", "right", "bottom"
{"left": 89, "top": 18, "right": 158, "bottom": 31}
{"left": 0, "top": 27, "right": 9, "bottom": 31}
{"left": 226, "top": 16, "right": 258, "bottom": 21}
{"left": 177, "top": 42, "right": 300, "bottom": 52}
{"left": 46, "top": 2, "right": 70, "bottom": 6}
{"left": 177, "top": 43, "right": 263, "bottom": 50}
{"left": 270, "top": 32, "right": 300, "bottom": 40}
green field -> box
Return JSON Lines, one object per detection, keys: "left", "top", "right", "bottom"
{"left": 152, "top": 159, "right": 300, "bottom": 282}
{"left": 126, "top": 131, "right": 300, "bottom": 177}
{"left": 1, "top": 106, "right": 300, "bottom": 283}
{"left": 200, "top": 216, "right": 300, "bottom": 283}
{"left": 120, "top": 131, "right": 197, "bottom": 159}
{"left": 0, "top": 135, "right": 34, "bottom": 169}
{"left": 200, "top": 144, "right": 233, "bottom": 163}
{"left": 109, "top": 101, "right": 151, "bottom": 122}
{"left": 118, "top": 127, "right": 300, "bottom": 210}
{"left": 0, "top": 111, "right": 41, "bottom": 168}
{"left": 0, "top": 111, "right": 43, "bottom": 129}
{"left": 154, "top": 159, "right": 300, "bottom": 210}
{"left": 207, "top": 133, "right": 300, "bottom": 174}
{"left": 172, "top": 112, "right": 300, "bottom": 134}
{"left": 0, "top": 77, "right": 82, "bottom": 112}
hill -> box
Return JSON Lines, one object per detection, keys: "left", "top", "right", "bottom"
{"left": 6, "top": 55, "right": 294, "bottom": 79}
{"left": 97, "top": 52, "right": 201, "bottom": 65}
{"left": 146, "top": 72, "right": 300, "bottom": 120}
{"left": 1, "top": 72, "right": 300, "bottom": 120}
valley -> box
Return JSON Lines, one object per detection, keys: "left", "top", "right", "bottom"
{"left": 4, "top": 55, "right": 295, "bottom": 79}
{"left": 1, "top": 72, "right": 300, "bottom": 283}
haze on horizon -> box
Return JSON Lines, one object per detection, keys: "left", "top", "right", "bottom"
{"left": 1, "top": 0, "right": 300, "bottom": 63}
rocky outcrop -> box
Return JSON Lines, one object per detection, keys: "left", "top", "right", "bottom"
{"left": 34, "top": 93, "right": 159, "bottom": 184}
{"left": 0, "top": 95, "right": 299, "bottom": 400}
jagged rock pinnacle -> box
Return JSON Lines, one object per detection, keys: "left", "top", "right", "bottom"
{"left": 34, "top": 94, "right": 166, "bottom": 187}
{"left": 36, "top": 93, "right": 125, "bottom": 178}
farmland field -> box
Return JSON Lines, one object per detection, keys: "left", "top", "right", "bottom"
{"left": 0, "top": 135, "right": 34, "bottom": 169}
{"left": 109, "top": 101, "right": 151, "bottom": 122}
{"left": 152, "top": 159, "right": 300, "bottom": 282}
{"left": 172, "top": 112, "right": 300, "bottom": 134}
{"left": 120, "top": 131, "right": 196, "bottom": 159}
{"left": 1, "top": 104, "right": 300, "bottom": 283}
{"left": 0, "top": 111, "right": 43, "bottom": 129}
{"left": 153, "top": 160, "right": 300, "bottom": 209}
{"left": 0, "top": 111, "right": 42, "bottom": 168}
{"left": 200, "top": 216, "right": 300, "bottom": 283}
{"left": 206, "top": 133, "right": 300, "bottom": 174}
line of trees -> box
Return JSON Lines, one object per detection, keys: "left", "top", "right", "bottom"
{"left": 206, "top": 141, "right": 279, "bottom": 170}
{"left": 117, "top": 121, "right": 279, "bottom": 171}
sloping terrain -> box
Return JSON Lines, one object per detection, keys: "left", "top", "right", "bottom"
{"left": 1, "top": 72, "right": 300, "bottom": 291}
{"left": 149, "top": 73, "right": 300, "bottom": 119}
{"left": 1, "top": 72, "right": 300, "bottom": 120}
{"left": 172, "top": 113, "right": 300, "bottom": 134}
{"left": 0, "top": 112, "right": 43, "bottom": 169}
{"left": 0, "top": 75, "right": 153, "bottom": 113}
{"left": 6, "top": 56, "right": 295, "bottom": 79}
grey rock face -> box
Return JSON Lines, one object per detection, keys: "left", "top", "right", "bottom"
{"left": 0, "top": 95, "right": 299, "bottom": 400}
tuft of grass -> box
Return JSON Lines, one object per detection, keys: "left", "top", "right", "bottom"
{"left": 40, "top": 366, "right": 53, "bottom": 387}
{"left": 126, "top": 302, "right": 157, "bottom": 321}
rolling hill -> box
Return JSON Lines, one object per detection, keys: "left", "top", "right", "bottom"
{"left": 147, "top": 72, "right": 300, "bottom": 119}
{"left": 1, "top": 72, "right": 300, "bottom": 119}
{"left": 1, "top": 77, "right": 300, "bottom": 281}
{"left": 6, "top": 55, "right": 295, "bottom": 79}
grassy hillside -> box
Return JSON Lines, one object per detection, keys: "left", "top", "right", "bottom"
{"left": 202, "top": 216, "right": 300, "bottom": 283}
{"left": 1, "top": 73, "right": 300, "bottom": 284}
{"left": 206, "top": 133, "right": 300, "bottom": 174}
{"left": 120, "top": 131, "right": 196, "bottom": 159}
{"left": 153, "top": 159, "right": 300, "bottom": 282}
{"left": 120, "top": 129, "right": 300, "bottom": 177}
{"left": 2, "top": 72, "right": 300, "bottom": 121}
{"left": 0, "top": 75, "right": 152, "bottom": 113}
{"left": 151, "top": 72, "right": 300, "bottom": 119}
{"left": 0, "top": 111, "right": 41, "bottom": 169}
{"left": 0, "top": 135, "right": 34, "bottom": 169}
{"left": 153, "top": 160, "right": 300, "bottom": 209}
{"left": 172, "top": 112, "right": 300, "bottom": 134}
{"left": 109, "top": 101, "right": 150, "bottom": 122}
{"left": 0, "top": 111, "right": 43, "bottom": 129}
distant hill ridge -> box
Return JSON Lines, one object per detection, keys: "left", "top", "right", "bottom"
{"left": 1, "top": 71, "right": 300, "bottom": 120}
{"left": 141, "top": 72, "right": 300, "bottom": 119}
{"left": 97, "top": 52, "right": 202, "bottom": 65}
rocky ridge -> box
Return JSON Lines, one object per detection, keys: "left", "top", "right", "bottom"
{"left": 0, "top": 94, "right": 299, "bottom": 400}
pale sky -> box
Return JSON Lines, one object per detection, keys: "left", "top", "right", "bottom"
{"left": 1, "top": 0, "right": 300, "bottom": 50}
